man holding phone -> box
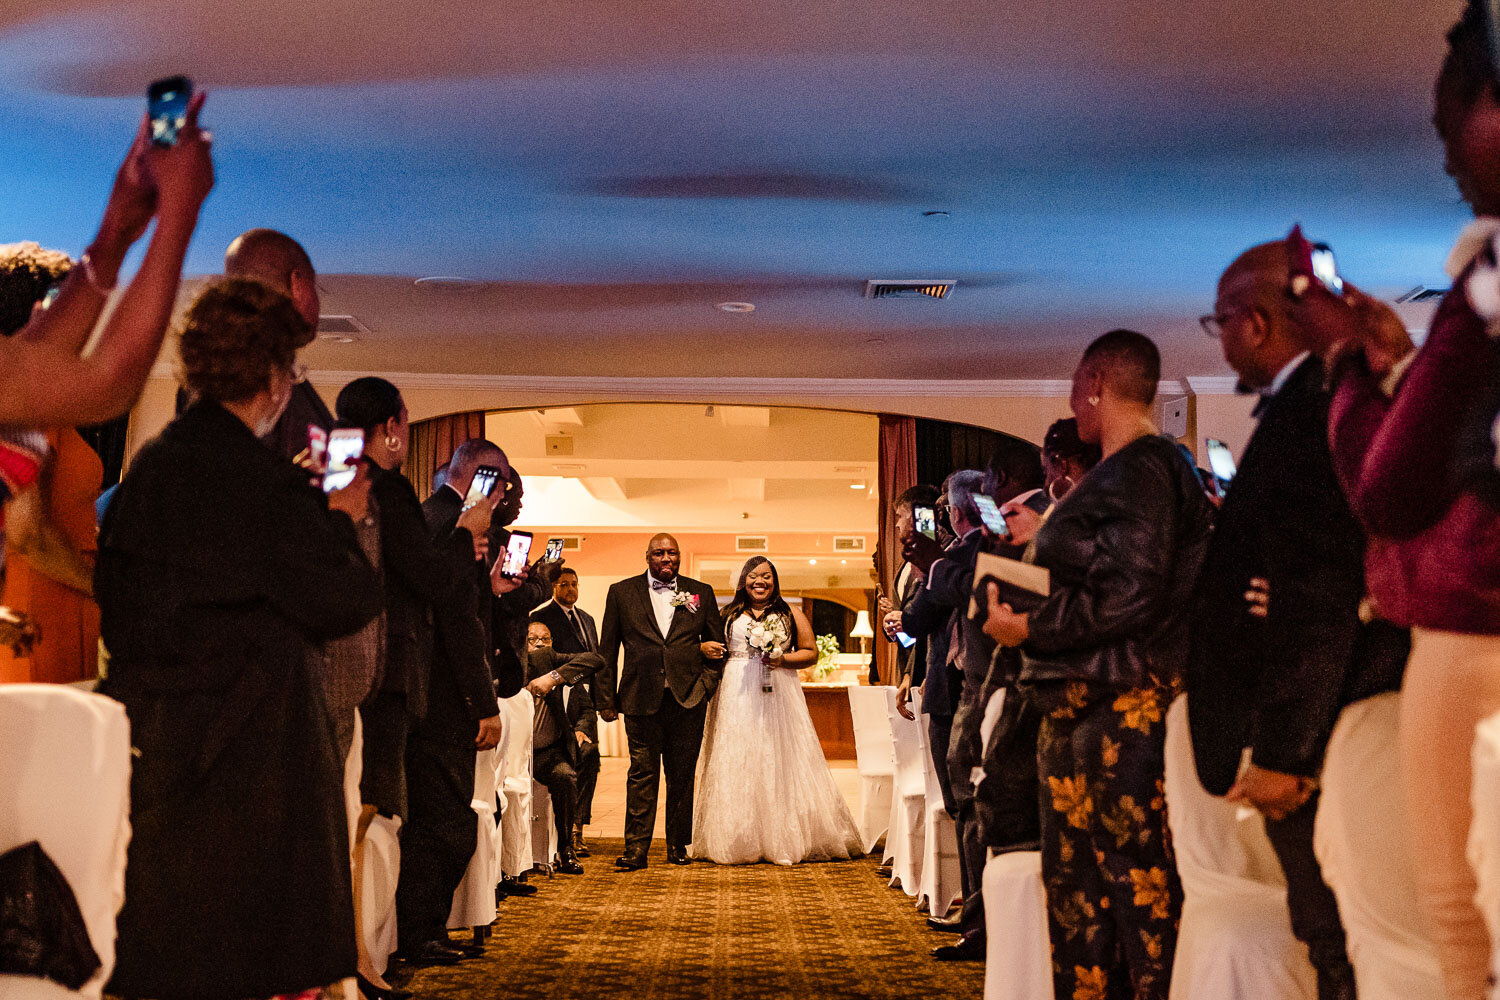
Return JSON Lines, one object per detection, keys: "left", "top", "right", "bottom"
{"left": 1187, "top": 236, "right": 1413, "bottom": 1000}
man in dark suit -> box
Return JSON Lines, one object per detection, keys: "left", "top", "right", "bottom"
{"left": 1186, "top": 240, "right": 1409, "bottom": 1000}
{"left": 531, "top": 567, "right": 602, "bottom": 857}
{"left": 393, "top": 442, "right": 511, "bottom": 966}
{"left": 524, "top": 621, "right": 604, "bottom": 874}
{"left": 596, "top": 533, "right": 726, "bottom": 870}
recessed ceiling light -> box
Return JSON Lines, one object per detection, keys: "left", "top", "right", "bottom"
{"left": 717, "top": 301, "right": 755, "bottom": 313}
{"left": 316, "top": 332, "right": 357, "bottom": 344}
{"left": 809, "top": 559, "right": 817, "bottom": 565}
{"left": 850, "top": 479, "right": 867, "bottom": 490}
{"left": 414, "top": 276, "right": 480, "bottom": 288}
{"left": 922, "top": 210, "right": 951, "bottom": 218}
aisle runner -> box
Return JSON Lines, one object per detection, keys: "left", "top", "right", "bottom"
{"left": 398, "top": 839, "right": 985, "bottom": 1000}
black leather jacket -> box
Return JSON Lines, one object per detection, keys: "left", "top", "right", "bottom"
{"left": 1020, "top": 434, "right": 1212, "bottom": 690}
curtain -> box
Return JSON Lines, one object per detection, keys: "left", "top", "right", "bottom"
{"left": 876, "top": 415, "right": 917, "bottom": 685}
{"left": 403, "top": 411, "right": 487, "bottom": 501}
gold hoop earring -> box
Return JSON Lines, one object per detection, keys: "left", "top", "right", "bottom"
{"left": 1088, "top": 395, "right": 1100, "bottom": 407}
{"left": 385, "top": 436, "right": 400, "bottom": 452}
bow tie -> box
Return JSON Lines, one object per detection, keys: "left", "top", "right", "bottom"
{"left": 650, "top": 578, "right": 676, "bottom": 593}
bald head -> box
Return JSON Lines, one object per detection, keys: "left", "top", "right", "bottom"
{"left": 447, "top": 438, "right": 509, "bottom": 496}
{"left": 225, "top": 229, "right": 319, "bottom": 338}
{"left": 1213, "top": 239, "right": 1311, "bottom": 389}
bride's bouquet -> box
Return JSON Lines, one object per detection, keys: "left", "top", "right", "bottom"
{"left": 745, "top": 615, "right": 791, "bottom": 693}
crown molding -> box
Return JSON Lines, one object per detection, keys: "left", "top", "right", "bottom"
{"left": 1185, "top": 376, "right": 1241, "bottom": 394}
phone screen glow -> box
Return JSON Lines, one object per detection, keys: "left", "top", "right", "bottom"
{"left": 500, "top": 534, "right": 532, "bottom": 576}
{"left": 323, "top": 430, "right": 364, "bottom": 493}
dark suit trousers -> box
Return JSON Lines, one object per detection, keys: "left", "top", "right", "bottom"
{"left": 395, "top": 733, "right": 477, "bottom": 946}
{"left": 533, "top": 741, "right": 579, "bottom": 847}
{"left": 1264, "top": 792, "right": 1355, "bottom": 999}
{"left": 576, "top": 739, "right": 601, "bottom": 825}
{"left": 624, "top": 695, "right": 707, "bottom": 851}
{"left": 948, "top": 699, "right": 986, "bottom": 938}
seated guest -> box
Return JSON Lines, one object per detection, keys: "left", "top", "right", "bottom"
{"left": 524, "top": 621, "right": 604, "bottom": 875}
{"left": 531, "top": 567, "right": 602, "bottom": 857}
{"left": 97, "top": 278, "right": 382, "bottom": 1000}
{"left": 985, "top": 330, "right": 1213, "bottom": 1000}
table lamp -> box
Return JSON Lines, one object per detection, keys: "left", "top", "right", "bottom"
{"left": 850, "top": 610, "right": 875, "bottom": 656}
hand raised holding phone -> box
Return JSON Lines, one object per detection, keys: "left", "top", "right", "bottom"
{"left": 325, "top": 458, "right": 372, "bottom": 522}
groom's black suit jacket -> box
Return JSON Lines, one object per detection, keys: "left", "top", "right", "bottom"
{"left": 597, "top": 573, "right": 725, "bottom": 716}
{"left": 1186, "top": 356, "right": 1409, "bottom": 795}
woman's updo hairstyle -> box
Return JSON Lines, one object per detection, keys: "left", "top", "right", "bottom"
{"left": 178, "top": 278, "right": 308, "bottom": 404}
{"left": 335, "top": 377, "right": 404, "bottom": 434}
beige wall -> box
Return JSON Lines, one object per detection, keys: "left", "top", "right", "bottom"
{"left": 125, "top": 373, "right": 1261, "bottom": 467}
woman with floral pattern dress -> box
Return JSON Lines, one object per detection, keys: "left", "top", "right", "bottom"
{"left": 986, "top": 331, "right": 1212, "bottom": 1000}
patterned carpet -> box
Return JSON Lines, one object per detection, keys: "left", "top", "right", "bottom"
{"left": 394, "top": 839, "right": 985, "bottom": 1000}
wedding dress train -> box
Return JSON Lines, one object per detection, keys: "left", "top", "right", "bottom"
{"left": 691, "top": 614, "right": 864, "bottom": 865}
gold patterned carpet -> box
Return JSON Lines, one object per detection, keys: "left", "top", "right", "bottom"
{"left": 393, "top": 840, "right": 985, "bottom": 1000}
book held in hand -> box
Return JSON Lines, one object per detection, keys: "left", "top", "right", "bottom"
{"left": 967, "top": 552, "right": 1050, "bottom": 621}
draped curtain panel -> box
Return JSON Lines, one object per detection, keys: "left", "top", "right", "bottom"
{"left": 876, "top": 415, "right": 917, "bottom": 685}
{"left": 402, "top": 410, "right": 487, "bottom": 502}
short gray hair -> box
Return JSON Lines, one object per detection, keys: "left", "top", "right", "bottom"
{"left": 944, "top": 469, "right": 985, "bottom": 528}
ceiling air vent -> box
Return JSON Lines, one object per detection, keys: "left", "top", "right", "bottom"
{"left": 1395, "top": 286, "right": 1448, "bottom": 303}
{"left": 863, "top": 279, "right": 956, "bottom": 300}
{"left": 316, "top": 314, "right": 369, "bottom": 334}
{"left": 736, "top": 536, "right": 769, "bottom": 553}
{"left": 833, "top": 536, "right": 867, "bottom": 553}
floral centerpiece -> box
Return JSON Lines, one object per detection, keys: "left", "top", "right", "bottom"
{"left": 813, "top": 634, "right": 841, "bottom": 681}
{"left": 745, "top": 614, "right": 791, "bottom": 693}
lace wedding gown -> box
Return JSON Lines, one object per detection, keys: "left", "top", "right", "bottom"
{"left": 691, "top": 613, "right": 865, "bottom": 865}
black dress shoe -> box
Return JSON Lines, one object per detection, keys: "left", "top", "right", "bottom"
{"left": 498, "top": 874, "right": 538, "bottom": 897}
{"left": 556, "top": 851, "right": 584, "bottom": 875}
{"left": 572, "top": 830, "right": 591, "bottom": 858}
{"left": 615, "top": 850, "right": 648, "bottom": 871}
{"left": 927, "top": 913, "right": 964, "bottom": 934}
{"left": 667, "top": 844, "right": 690, "bottom": 865}
{"left": 932, "top": 933, "right": 986, "bottom": 962}
{"left": 356, "top": 974, "right": 412, "bottom": 1000}
{"left": 397, "top": 939, "right": 463, "bottom": 966}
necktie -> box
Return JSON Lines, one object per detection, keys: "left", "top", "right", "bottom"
{"left": 566, "top": 609, "right": 588, "bottom": 649}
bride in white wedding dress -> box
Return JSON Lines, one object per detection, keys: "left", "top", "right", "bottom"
{"left": 692, "top": 557, "right": 865, "bottom": 865}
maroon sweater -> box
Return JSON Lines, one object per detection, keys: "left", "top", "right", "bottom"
{"left": 1328, "top": 275, "right": 1500, "bottom": 635}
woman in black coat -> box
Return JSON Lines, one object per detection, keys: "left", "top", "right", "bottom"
{"left": 985, "top": 331, "right": 1212, "bottom": 1000}
{"left": 97, "top": 279, "right": 382, "bottom": 1000}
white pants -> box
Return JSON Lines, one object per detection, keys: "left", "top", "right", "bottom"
{"left": 1314, "top": 692, "right": 1444, "bottom": 1000}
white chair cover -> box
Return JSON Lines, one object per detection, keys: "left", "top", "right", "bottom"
{"left": 597, "top": 715, "right": 627, "bottom": 757}
{"left": 531, "top": 781, "right": 558, "bottom": 871}
{"left": 361, "top": 813, "right": 402, "bottom": 977}
{"left": 498, "top": 692, "right": 535, "bottom": 879}
{"left": 885, "top": 686, "right": 927, "bottom": 897}
{"left": 915, "top": 689, "right": 962, "bottom": 918}
{"left": 1470, "top": 710, "right": 1500, "bottom": 1000}
{"left": 1314, "top": 692, "right": 1444, "bottom": 1000}
{"left": 0, "top": 684, "right": 132, "bottom": 1000}
{"left": 848, "top": 685, "right": 896, "bottom": 855}
{"left": 447, "top": 744, "right": 501, "bottom": 930}
{"left": 1163, "top": 695, "right": 1315, "bottom": 1000}
{"left": 982, "top": 850, "right": 1051, "bottom": 1000}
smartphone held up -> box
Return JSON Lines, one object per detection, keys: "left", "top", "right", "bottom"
{"left": 322, "top": 428, "right": 364, "bottom": 493}
{"left": 148, "top": 76, "right": 193, "bottom": 147}
{"left": 499, "top": 531, "right": 534, "bottom": 579}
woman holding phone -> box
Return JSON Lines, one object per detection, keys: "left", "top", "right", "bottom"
{"left": 98, "top": 279, "right": 382, "bottom": 1000}
{"left": 334, "top": 377, "right": 493, "bottom": 992}
{"left": 984, "top": 330, "right": 1212, "bottom": 1000}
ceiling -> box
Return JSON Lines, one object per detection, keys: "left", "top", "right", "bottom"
{"left": 0, "top": 0, "right": 1466, "bottom": 380}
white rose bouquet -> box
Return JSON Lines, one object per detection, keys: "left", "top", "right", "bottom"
{"left": 745, "top": 614, "right": 791, "bottom": 693}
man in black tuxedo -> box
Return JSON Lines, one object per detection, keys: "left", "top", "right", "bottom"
{"left": 596, "top": 533, "right": 726, "bottom": 870}
{"left": 523, "top": 622, "right": 604, "bottom": 874}
{"left": 531, "top": 567, "right": 602, "bottom": 857}
{"left": 1186, "top": 240, "right": 1409, "bottom": 1000}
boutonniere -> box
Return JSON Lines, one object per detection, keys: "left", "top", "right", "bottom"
{"left": 669, "top": 590, "right": 700, "bottom": 612}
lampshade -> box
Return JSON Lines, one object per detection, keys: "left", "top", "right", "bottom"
{"left": 850, "top": 610, "right": 875, "bottom": 639}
